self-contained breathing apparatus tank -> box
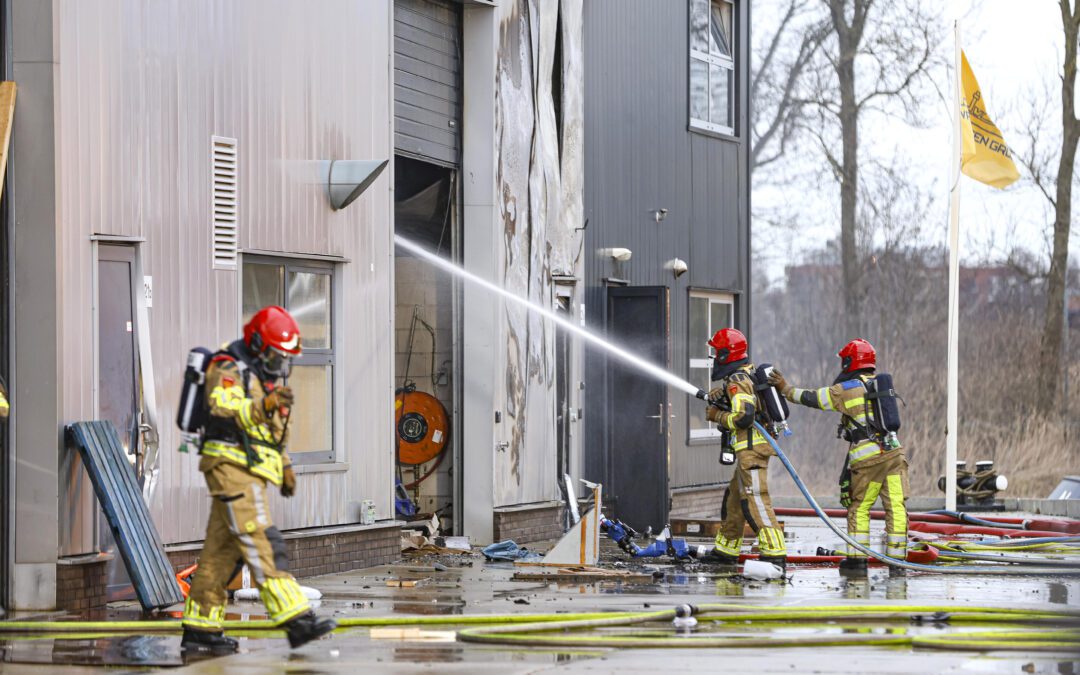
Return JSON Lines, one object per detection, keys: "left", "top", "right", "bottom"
{"left": 864, "top": 372, "right": 902, "bottom": 450}
{"left": 753, "top": 363, "right": 791, "bottom": 436}
{"left": 176, "top": 347, "right": 215, "bottom": 453}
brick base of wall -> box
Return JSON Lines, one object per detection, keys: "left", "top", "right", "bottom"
{"left": 56, "top": 553, "right": 113, "bottom": 612}
{"left": 494, "top": 501, "right": 564, "bottom": 544}
{"left": 670, "top": 485, "right": 727, "bottom": 519}
{"left": 167, "top": 521, "right": 403, "bottom": 580}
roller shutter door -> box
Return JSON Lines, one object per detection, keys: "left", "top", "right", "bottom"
{"left": 394, "top": 0, "right": 462, "bottom": 168}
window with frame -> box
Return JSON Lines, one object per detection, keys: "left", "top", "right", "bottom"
{"left": 689, "top": 0, "right": 735, "bottom": 135}
{"left": 242, "top": 258, "right": 335, "bottom": 463}
{"left": 688, "top": 290, "right": 735, "bottom": 440}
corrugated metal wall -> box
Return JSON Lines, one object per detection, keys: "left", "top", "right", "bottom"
{"left": 582, "top": 0, "right": 750, "bottom": 492}
{"left": 55, "top": 0, "right": 395, "bottom": 554}
{"left": 394, "top": 0, "right": 461, "bottom": 167}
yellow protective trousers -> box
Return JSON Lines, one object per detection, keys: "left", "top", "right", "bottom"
{"left": 183, "top": 459, "right": 309, "bottom": 632}
{"left": 714, "top": 445, "right": 786, "bottom": 558}
{"left": 846, "top": 449, "right": 909, "bottom": 559}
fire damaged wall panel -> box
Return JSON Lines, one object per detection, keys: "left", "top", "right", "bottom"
{"left": 492, "top": 0, "right": 584, "bottom": 508}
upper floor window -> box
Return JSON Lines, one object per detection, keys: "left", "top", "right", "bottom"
{"left": 689, "top": 0, "right": 735, "bottom": 136}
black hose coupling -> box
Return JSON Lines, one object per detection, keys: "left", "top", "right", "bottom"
{"left": 674, "top": 604, "right": 698, "bottom": 618}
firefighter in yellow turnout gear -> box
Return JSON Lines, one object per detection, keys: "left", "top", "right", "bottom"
{"left": 0, "top": 378, "right": 8, "bottom": 420}
{"left": 770, "top": 338, "right": 908, "bottom": 577}
{"left": 182, "top": 306, "right": 336, "bottom": 654}
{"left": 701, "top": 328, "right": 787, "bottom": 573}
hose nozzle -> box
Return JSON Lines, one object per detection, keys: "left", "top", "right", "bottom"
{"left": 695, "top": 389, "right": 709, "bottom": 401}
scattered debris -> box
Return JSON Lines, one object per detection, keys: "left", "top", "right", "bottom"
{"left": 434, "top": 536, "right": 471, "bottom": 551}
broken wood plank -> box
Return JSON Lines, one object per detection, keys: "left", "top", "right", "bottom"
{"left": 370, "top": 627, "right": 456, "bottom": 641}
{"left": 385, "top": 578, "right": 424, "bottom": 588}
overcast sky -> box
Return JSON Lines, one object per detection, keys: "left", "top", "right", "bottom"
{"left": 753, "top": 0, "right": 1073, "bottom": 284}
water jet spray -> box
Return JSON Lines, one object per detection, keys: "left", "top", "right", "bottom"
{"left": 395, "top": 235, "right": 707, "bottom": 399}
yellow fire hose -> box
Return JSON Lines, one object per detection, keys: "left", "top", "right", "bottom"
{"left": 2, "top": 603, "right": 1079, "bottom": 652}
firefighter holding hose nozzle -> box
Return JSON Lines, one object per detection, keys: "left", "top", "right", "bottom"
{"left": 768, "top": 338, "right": 909, "bottom": 578}
{"left": 181, "top": 306, "right": 336, "bottom": 653}
{"left": 699, "top": 328, "right": 787, "bottom": 574}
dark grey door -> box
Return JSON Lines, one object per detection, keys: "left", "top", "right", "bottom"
{"left": 98, "top": 246, "right": 139, "bottom": 458}
{"left": 607, "top": 286, "right": 669, "bottom": 531}
{"left": 97, "top": 244, "right": 139, "bottom": 599}
{"left": 394, "top": 0, "right": 462, "bottom": 167}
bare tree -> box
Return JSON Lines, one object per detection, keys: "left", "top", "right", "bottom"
{"left": 1036, "top": 0, "right": 1080, "bottom": 408}
{"left": 797, "top": 0, "right": 939, "bottom": 337}
{"left": 750, "top": 0, "right": 827, "bottom": 172}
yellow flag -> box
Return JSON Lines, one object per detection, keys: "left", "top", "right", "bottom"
{"left": 958, "top": 51, "right": 1019, "bottom": 189}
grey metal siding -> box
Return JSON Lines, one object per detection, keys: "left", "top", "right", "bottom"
{"left": 582, "top": 0, "right": 751, "bottom": 491}
{"left": 394, "top": 0, "right": 461, "bottom": 167}
{"left": 53, "top": 0, "right": 396, "bottom": 554}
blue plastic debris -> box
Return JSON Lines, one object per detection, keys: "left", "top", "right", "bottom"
{"left": 481, "top": 540, "right": 542, "bottom": 562}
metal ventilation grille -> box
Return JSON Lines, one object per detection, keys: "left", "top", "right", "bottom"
{"left": 211, "top": 136, "right": 238, "bottom": 270}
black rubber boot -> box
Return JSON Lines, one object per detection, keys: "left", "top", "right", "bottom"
{"left": 284, "top": 612, "right": 337, "bottom": 648}
{"left": 700, "top": 549, "right": 740, "bottom": 568}
{"left": 759, "top": 556, "right": 788, "bottom": 576}
{"left": 180, "top": 628, "right": 238, "bottom": 654}
{"left": 839, "top": 557, "right": 868, "bottom": 577}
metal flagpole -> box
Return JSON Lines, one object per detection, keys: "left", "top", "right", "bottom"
{"left": 945, "top": 20, "right": 962, "bottom": 511}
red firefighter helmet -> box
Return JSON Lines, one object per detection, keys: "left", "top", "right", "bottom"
{"left": 708, "top": 328, "right": 748, "bottom": 364}
{"left": 244, "top": 306, "right": 302, "bottom": 375}
{"left": 838, "top": 338, "right": 876, "bottom": 373}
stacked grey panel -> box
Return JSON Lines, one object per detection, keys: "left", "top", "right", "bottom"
{"left": 66, "top": 422, "right": 183, "bottom": 611}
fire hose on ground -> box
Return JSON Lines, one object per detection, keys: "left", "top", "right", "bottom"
{"left": 748, "top": 422, "right": 1080, "bottom": 575}
{"left": 3, "top": 428, "right": 1079, "bottom": 651}
{"left": 2, "top": 604, "right": 1080, "bottom": 653}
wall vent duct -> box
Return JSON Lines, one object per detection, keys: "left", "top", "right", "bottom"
{"left": 211, "top": 136, "right": 238, "bottom": 270}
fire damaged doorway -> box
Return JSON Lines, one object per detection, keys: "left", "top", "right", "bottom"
{"left": 393, "top": 155, "right": 461, "bottom": 533}
{"left": 606, "top": 286, "right": 670, "bottom": 532}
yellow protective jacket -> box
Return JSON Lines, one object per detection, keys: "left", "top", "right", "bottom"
{"left": 200, "top": 355, "right": 291, "bottom": 485}
{"left": 783, "top": 373, "right": 900, "bottom": 465}
{"left": 0, "top": 379, "right": 8, "bottom": 419}
{"left": 706, "top": 363, "right": 770, "bottom": 452}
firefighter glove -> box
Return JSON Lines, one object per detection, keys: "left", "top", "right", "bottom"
{"left": 264, "top": 386, "right": 295, "bottom": 414}
{"left": 281, "top": 465, "right": 297, "bottom": 498}
{"left": 706, "top": 386, "right": 730, "bottom": 410}
{"left": 839, "top": 466, "right": 852, "bottom": 508}
{"left": 767, "top": 368, "right": 790, "bottom": 395}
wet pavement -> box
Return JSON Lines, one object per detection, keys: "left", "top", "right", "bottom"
{"left": 2, "top": 516, "right": 1079, "bottom": 673}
